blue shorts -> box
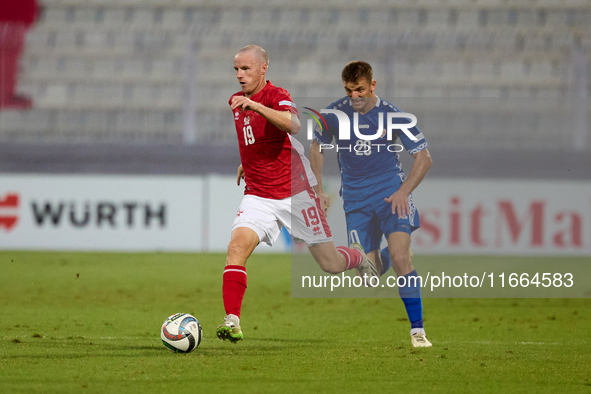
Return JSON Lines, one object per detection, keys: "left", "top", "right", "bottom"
{"left": 344, "top": 193, "right": 420, "bottom": 254}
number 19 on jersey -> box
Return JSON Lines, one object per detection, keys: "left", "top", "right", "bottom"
{"left": 243, "top": 125, "right": 255, "bottom": 145}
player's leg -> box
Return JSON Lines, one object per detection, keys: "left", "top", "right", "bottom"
{"left": 346, "top": 207, "right": 382, "bottom": 284}
{"left": 307, "top": 241, "right": 377, "bottom": 284}
{"left": 290, "top": 188, "right": 378, "bottom": 284}
{"left": 377, "top": 194, "right": 431, "bottom": 347}
{"left": 378, "top": 242, "right": 412, "bottom": 276}
{"left": 386, "top": 230, "right": 431, "bottom": 347}
{"left": 217, "top": 196, "right": 281, "bottom": 343}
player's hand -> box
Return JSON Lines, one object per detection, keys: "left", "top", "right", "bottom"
{"left": 236, "top": 164, "right": 244, "bottom": 186}
{"left": 230, "top": 96, "right": 260, "bottom": 112}
{"left": 317, "top": 191, "right": 331, "bottom": 214}
{"left": 385, "top": 190, "right": 410, "bottom": 218}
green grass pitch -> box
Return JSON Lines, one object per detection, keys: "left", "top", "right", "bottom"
{"left": 0, "top": 252, "right": 589, "bottom": 393}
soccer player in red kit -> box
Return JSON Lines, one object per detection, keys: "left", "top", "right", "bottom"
{"left": 217, "top": 45, "right": 379, "bottom": 343}
{"left": 0, "top": 0, "right": 38, "bottom": 109}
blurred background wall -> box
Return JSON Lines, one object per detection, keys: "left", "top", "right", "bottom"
{"left": 0, "top": 0, "right": 589, "bottom": 177}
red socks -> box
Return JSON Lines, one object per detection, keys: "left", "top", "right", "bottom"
{"left": 222, "top": 249, "right": 360, "bottom": 317}
{"left": 222, "top": 265, "right": 247, "bottom": 318}
{"left": 336, "top": 246, "right": 363, "bottom": 270}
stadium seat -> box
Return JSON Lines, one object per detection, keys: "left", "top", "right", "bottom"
{"left": 456, "top": 10, "right": 479, "bottom": 27}
{"left": 52, "top": 30, "right": 78, "bottom": 49}
{"left": 442, "top": 62, "right": 467, "bottom": 81}
{"left": 121, "top": 59, "right": 146, "bottom": 80}
{"left": 308, "top": 9, "right": 333, "bottom": 28}
{"left": 92, "top": 58, "right": 121, "bottom": 80}
{"left": 0, "top": 110, "right": 24, "bottom": 133}
{"left": 220, "top": 10, "right": 246, "bottom": 27}
{"left": 73, "top": 7, "right": 96, "bottom": 26}
{"left": 115, "top": 110, "right": 144, "bottom": 134}
{"left": 486, "top": 10, "right": 508, "bottom": 26}
{"left": 158, "top": 85, "right": 183, "bottom": 108}
{"left": 129, "top": 9, "right": 155, "bottom": 28}
{"left": 103, "top": 8, "right": 126, "bottom": 27}
{"left": 427, "top": 9, "right": 450, "bottom": 27}
{"left": 278, "top": 9, "right": 303, "bottom": 28}
{"left": 529, "top": 62, "right": 554, "bottom": 81}
{"left": 471, "top": 62, "right": 496, "bottom": 82}
{"left": 59, "top": 57, "right": 88, "bottom": 79}
{"left": 396, "top": 9, "right": 420, "bottom": 27}
{"left": 162, "top": 9, "right": 186, "bottom": 27}
{"left": 297, "top": 61, "right": 322, "bottom": 81}
{"left": 367, "top": 10, "right": 390, "bottom": 27}
{"left": 151, "top": 58, "right": 182, "bottom": 82}
{"left": 545, "top": 10, "right": 569, "bottom": 27}
{"left": 500, "top": 62, "right": 525, "bottom": 82}
{"left": 523, "top": 34, "right": 545, "bottom": 52}
{"left": 516, "top": 9, "right": 538, "bottom": 26}
{"left": 40, "top": 7, "right": 69, "bottom": 28}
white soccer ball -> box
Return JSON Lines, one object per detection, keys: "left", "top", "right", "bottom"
{"left": 161, "top": 313, "right": 202, "bottom": 353}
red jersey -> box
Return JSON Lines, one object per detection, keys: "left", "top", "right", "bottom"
{"left": 0, "top": 0, "right": 38, "bottom": 25}
{"left": 230, "top": 81, "right": 313, "bottom": 200}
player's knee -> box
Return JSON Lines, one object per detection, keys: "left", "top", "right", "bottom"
{"left": 390, "top": 249, "right": 411, "bottom": 266}
{"left": 226, "top": 241, "right": 248, "bottom": 264}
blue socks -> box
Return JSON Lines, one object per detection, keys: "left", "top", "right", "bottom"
{"left": 380, "top": 247, "right": 423, "bottom": 328}
{"left": 398, "top": 269, "right": 424, "bottom": 328}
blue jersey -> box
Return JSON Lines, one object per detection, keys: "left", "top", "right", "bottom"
{"left": 314, "top": 97, "right": 428, "bottom": 202}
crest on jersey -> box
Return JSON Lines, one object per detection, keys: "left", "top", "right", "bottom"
{"left": 244, "top": 116, "right": 250, "bottom": 126}
{"left": 234, "top": 111, "right": 239, "bottom": 120}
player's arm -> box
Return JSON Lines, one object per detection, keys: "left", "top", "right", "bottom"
{"left": 230, "top": 96, "right": 299, "bottom": 134}
{"left": 309, "top": 139, "right": 330, "bottom": 213}
{"left": 385, "top": 148, "right": 432, "bottom": 218}
{"left": 236, "top": 164, "right": 244, "bottom": 186}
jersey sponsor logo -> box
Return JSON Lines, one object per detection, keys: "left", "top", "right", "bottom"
{"left": 358, "top": 124, "right": 370, "bottom": 129}
{"left": 409, "top": 142, "right": 428, "bottom": 155}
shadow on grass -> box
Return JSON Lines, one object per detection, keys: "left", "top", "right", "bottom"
{"left": 3, "top": 336, "right": 323, "bottom": 359}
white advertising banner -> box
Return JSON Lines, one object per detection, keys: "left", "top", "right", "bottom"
{"left": 1, "top": 174, "right": 590, "bottom": 255}
{"left": 0, "top": 174, "right": 203, "bottom": 251}
{"left": 323, "top": 178, "right": 591, "bottom": 256}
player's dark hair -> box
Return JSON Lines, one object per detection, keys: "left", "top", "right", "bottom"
{"left": 341, "top": 61, "right": 373, "bottom": 84}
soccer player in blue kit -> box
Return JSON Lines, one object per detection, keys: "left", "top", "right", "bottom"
{"left": 309, "top": 61, "right": 433, "bottom": 347}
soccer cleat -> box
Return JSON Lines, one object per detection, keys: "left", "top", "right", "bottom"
{"left": 216, "top": 314, "right": 243, "bottom": 343}
{"left": 350, "top": 243, "right": 379, "bottom": 287}
{"left": 411, "top": 332, "right": 432, "bottom": 348}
